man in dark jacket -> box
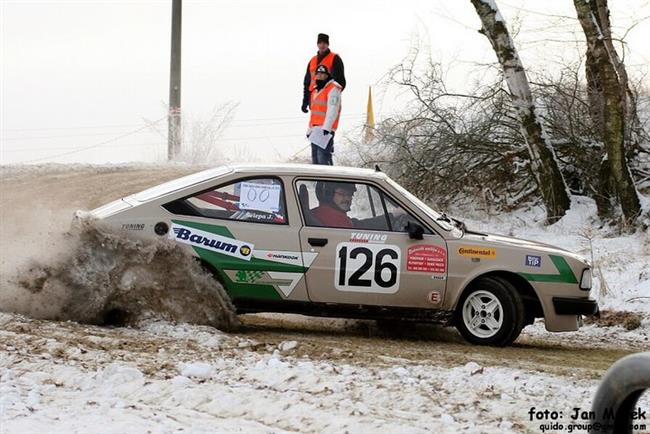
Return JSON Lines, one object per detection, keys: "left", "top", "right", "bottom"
{"left": 301, "top": 33, "right": 346, "bottom": 113}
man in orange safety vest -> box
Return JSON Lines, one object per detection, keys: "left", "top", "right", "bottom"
{"left": 306, "top": 64, "right": 342, "bottom": 165}
{"left": 301, "top": 33, "right": 346, "bottom": 114}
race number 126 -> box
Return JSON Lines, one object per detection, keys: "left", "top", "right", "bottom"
{"left": 334, "top": 242, "right": 401, "bottom": 294}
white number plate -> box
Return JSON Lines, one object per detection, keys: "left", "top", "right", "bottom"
{"left": 334, "top": 242, "right": 401, "bottom": 294}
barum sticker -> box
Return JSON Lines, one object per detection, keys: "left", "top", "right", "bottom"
{"left": 170, "top": 223, "right": 254, "bottom": 261}
{"left": 407, "top": 244, "right": 446, "bottom": 273}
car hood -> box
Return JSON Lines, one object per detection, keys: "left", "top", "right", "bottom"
{"left": 462, "top": 231, "right": 588, "bottom": 263}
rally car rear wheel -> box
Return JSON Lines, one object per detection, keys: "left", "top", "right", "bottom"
{"left": 456, "top": 276, "right": 524, "bottom": 346}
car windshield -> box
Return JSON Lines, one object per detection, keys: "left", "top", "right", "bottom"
{"left": 385, "top": 177, "right": 463, "bottom": 237}
{"left": 130, "top": 166, "right": 232, "bottom": 202}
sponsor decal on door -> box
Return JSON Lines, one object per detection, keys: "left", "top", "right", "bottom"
{"left": 170, "top": 222, "right": 254, "bottom": 261}
{"left": 407, "top": 244, "right": 446, "bottom": 273}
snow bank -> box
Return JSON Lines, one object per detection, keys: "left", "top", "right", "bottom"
{"left": 0, "top": 350, "right": 599, "bottom": 433}
{"left": 457, "top": 196, "right": 650, "bottom": 314}
{"left": 0, "top": 338, "right": 599, "bottom": 434}
{"left": 1, "top": 311, "right": 646, "bottom": 434}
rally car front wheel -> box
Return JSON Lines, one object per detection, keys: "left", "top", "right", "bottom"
{"left": 455, "top": 276, "right": 525, "bottom": 346}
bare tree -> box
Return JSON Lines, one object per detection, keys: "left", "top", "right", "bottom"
{"left": 471, "top": 0, "right": 571, "bottom": 223}
{"left": 573, "top": 0, "right": 642, "bottom": 224}
{"left": 148, "top": 101, "right": 238, "bottom": 164}
{"left": 350, "top": 53, "right": 536, "bottom": 213}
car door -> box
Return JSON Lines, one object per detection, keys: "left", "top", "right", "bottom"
{"left": 163, "top": 175, "right": 310, "bottom": 302}
{"left": 296, "top": 179, "right": 448, "bottom": 309}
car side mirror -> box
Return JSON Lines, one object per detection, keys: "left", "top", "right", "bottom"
{"left": 405, "top": 221, "right": 424, "bottom": 240}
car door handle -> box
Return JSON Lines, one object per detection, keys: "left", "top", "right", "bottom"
{"left": 308, "top": 237, "right": 328, "bottom": 247}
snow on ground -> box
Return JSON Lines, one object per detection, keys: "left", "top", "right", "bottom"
{"left": 455, "top": 196, "right": 650, "bottom": 314}
{"left": 2, "top": 165, "right": 649, "bottom": 433}
{"left": 1, "top": 312, "right": 627, "bottom": 434}
{"left": 520, "top": 317, "right": 650, "bottom": 349}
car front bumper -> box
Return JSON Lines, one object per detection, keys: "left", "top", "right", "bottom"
{"left": 552, "top": 297, "right": 599, "bottom": 316}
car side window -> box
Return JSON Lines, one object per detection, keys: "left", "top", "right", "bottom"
{"left": 297, "top": 179, "right": 429, "bottom": 234}
{"left": 165, "top": 177, "right": 287, "bottom": 224}
{"left": 297, "top": 180, "right": 390, "bottom": 230}
{"left": 383, "top": 195, "right": 432, "bottom": 234}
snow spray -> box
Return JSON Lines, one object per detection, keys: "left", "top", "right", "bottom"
{"left": 0, "top": 218, "right": 240, "bottom": 331}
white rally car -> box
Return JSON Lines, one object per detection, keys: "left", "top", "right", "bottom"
{"left": 90, "top": 164, "right": 597, "bottom": 346}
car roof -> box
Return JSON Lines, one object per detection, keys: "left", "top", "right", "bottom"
{"left": 228, "top": 163, "right": 388, "bottom": 180}
{"left": 128, "top": 164, "right": 387, "bottom": 203}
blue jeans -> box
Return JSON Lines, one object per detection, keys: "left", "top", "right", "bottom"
{"left": 311, "top": 133, "right": 334, "bottom": 165}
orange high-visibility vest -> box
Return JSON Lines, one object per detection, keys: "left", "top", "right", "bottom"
{"left": 310, "top": 80, "right": 342, "bottom": 131}
{"left": 308, "top": 52, "right": 336, "bottom": 92}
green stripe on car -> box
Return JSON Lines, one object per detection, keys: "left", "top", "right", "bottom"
{"left": 171, "top": 219, "right": 305, "bottom": 300}
{"left": 518, "top": 255, "right": 578, "bottom": 284}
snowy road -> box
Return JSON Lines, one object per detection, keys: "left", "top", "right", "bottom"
{"left": 1, "top": 311, "right": 648, "bottom": 433}
{"left": 1, "top": 164, "right": 649, "bottom": 433}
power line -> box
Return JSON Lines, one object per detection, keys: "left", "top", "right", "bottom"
{"left": 227, "top": 114, "right": 366, "bottom": 128}
{"left": 498, "top": 1, "right": 578, "bottom": 21}
{"left": 15, "top": 117, "right": 166, "bottom": 164}
{"left": 0, "top": 113, "right": 367, "bottom": 134}
{"left": 229, "top": 113, "right": 366, "bottom": 124}
{"left": 2, "top": 142, "right": 162, "bottom": 153}
{"left": 218, "top": 134, "right": 307, "bottom": 141}
{"left": 1, "top": 114, "right": 369, "bottom": 144}
{"left": 0, "top": 123, "right": 147, "bottom": 132}
{"left": 2, "top": 130, "right": 159, "bottom": 141}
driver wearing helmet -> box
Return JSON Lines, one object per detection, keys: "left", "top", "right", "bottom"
{"left": 312, "top": 182, "right": 356, "bottom": 228}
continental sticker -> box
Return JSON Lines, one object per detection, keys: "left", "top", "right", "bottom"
{"left": 458, "top": 245, "right": 496, "bottom": 259}
{"left": 407, "top": 244, "right": 446, "bottom": 273}
{"left": 170, "top": 222, "right": 254, "bottom": 261}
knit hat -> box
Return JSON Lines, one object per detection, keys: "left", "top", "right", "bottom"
{"left": 317, "top": 33, "right": 329, "bottom": 44}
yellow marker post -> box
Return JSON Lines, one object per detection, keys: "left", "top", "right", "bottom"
{"left": 364, "top": 86, "right": 375, "bottom": 144}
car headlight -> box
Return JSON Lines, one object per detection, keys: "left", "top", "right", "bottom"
{"left": 580, "top": 268, "right": 592, "bottom": 290}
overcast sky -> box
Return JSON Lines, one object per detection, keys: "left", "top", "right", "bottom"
{"left": 1, "top": 0, "right": 648, "bottom": 165}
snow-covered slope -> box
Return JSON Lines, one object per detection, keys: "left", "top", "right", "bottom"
{"left": 456, "top": 196, "right": 650, "bottom": 314}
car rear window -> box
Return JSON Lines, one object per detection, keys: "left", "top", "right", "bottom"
{"left": 164, "top": 177, "right": 288, "bottom": 225}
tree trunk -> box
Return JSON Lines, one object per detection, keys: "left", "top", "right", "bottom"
{"left": 574, "top": 0, "right": 641, "bottom": 224}
{"left": 595, "top": 157, "right": 615, "bottom": 220}
{"left": 470, "top": 0, "right": 571, "bottom": 223}
{"left": 585, "top": 47, "right": 614, "bottom": 218}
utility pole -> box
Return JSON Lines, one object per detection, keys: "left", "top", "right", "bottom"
{"left": 167, "top": 0, "right": 182, "bottom": 160}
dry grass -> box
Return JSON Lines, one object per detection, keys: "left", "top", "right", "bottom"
{"left": 584, "top": 309, "right": 643, "bottom": 330}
